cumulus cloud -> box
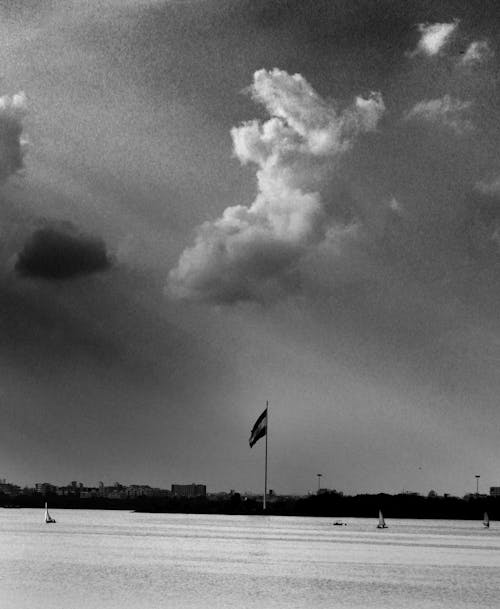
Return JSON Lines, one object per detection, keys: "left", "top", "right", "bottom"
{"left": 0, "top": 91, "right": 28, "bottom": 181}
{"left": 167, "top": 68, "right": 385, "bottom": 303}
{"left": 461, "top": 40, "right": 493, "bottom": 65}
{"left": 16, "top": 224, "right": 112, "bottom": 280}
{"left": 403, "top": 95, "right": 473, "bottom": 135}
{"left": 410, "top": 20, "right": 458, "bottom": 57}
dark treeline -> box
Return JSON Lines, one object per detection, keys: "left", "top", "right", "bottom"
{"left": 2, "top": 491, "right": 500, "bottom": 519}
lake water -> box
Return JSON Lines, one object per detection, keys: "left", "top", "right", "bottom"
{"left": 1, "top": 510, "right": 499, "bottom": 608}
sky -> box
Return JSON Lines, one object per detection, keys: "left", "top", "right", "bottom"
{"left": 1, "top": 0, "right": 500, "bottom": 497}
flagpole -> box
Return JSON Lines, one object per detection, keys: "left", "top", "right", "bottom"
{"left": 264, "top": 400, "right": 268, "bottom": 511}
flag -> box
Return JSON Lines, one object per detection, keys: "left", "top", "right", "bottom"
{"left": 249, "top": 407, "right": 267, "bottom": 447}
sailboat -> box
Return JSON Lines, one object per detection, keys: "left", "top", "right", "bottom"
{"left": 483, "top": 512, "right": 490, "bottom": 528}
{"left": 376, "top": 510, "right": 387, "bottom": 529}
{"left": 44, "top": 502, "right": 56, "bottom": 524}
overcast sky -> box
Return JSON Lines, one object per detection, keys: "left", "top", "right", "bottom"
{"left": 1, "top": 0, "right": 500, "bottom": 496}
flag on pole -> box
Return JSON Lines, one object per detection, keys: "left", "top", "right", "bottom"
{"left": 249, "top": 407, "right": 268, "bottom": 447}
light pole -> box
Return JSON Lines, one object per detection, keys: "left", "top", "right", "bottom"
{"left": 317, "top": 473, "right": 322, "bottom": 493}
{"left": 475, "top": 475, "right": 480, "bottom": 496}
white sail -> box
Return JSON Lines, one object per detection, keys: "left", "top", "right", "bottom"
{"left": 483, "top": 512, "right": 489, "bottom": 528}
{"left": 377, "top": 510, "right": 387, "bottom": 528}
{"left": 44, "top": 502, "right": 56, "bottom": 524}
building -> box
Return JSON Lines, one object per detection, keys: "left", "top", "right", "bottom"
{"left": 56, "top": 482, "right": 84, "bottom": 496}
{"left": 0, "top": 481, "right": 21, "bottom": 496}
{"left": 102, "top": 482, "right": 127, "bottom": 500}
{"left": 490, "top": 487, "right": 500, "bottom": 497}
{"left": 126, "top": 485, "right": 156, "bottom": 498}
{"left": 171, "top": 483, "right": 206, "bottom": 498}
{"left": 35, "top": 483, "right": 57, "bottom": 495}
{"left": 79, "top": 488, "right": 99, "bottom": 499}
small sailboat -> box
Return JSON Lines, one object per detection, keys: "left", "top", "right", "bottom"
{"left": 483, "top": 512, "right": 490, "bottom": 528}
{"left": 44, "top": 502, "right": 56, "bottom": 524}
{"left": 377, "top": 510, "right": 387, "bottom": 529}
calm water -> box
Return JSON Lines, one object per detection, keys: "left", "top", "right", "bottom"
{"left": 1, "top": 510, "right": 499, "bottom": 608}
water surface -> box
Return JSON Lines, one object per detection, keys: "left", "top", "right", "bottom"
{"left": 1, "top": 510, "right": 499, "bottom": 608}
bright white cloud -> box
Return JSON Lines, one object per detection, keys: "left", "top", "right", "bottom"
{"left": 167, "top": 68, "right": 385, "bottom": 304}
{"left": 411, "top": 20, "right": 458, "bottom": 57}
{"left": 403, "top": 95, "right": 473, "bottom": 135}
{"left": 461, "top": 40, "right": 493, "bottom": 65}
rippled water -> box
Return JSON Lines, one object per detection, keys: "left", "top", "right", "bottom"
{"left": 1, "top": 509, "right": 499, "bottom": 608}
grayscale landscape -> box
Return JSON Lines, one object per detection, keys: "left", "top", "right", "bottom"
{"left": 1, "top": 1, "right": 500, "bottom": 607}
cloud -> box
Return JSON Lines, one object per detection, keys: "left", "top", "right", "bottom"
{"left": 403, "top": 95, "right": 473, "bottom": 134}
{"left": 410, "top": 20, "right": 458, "bottom": 57}
{"left": 461, "top": 40, "right": 493, "bottom": 65}
{"left": 0, "top": 91, "right": 27, "bottom": 182}
{"left": 475, "top": 176, "right": 500, "bottom": 197}
{"left": 388, "top": 196, "right": 403, "bottom": 214}
{"left": 16, "top": 223, "right": 112, "bottom": 280}
{"left": 167, "top": 68, "right": 385, "bottom": 304}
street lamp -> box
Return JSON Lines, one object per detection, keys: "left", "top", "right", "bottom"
{"left": 317, "top": 473, "right": 322, "bottom": 493}
{"left": 475, "top": 475, "right": 480, "bottom": 496}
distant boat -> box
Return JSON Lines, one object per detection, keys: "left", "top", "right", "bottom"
{"left": 333, "top": 520, "right": 347, "bottom": 526}
{"left": 483, "top": 512, "right": 490, "bottom": 528}
{"left": 377, "top": 510, "right": 387, "bottom": 529}
{"left": 44, "top": 502, "right": 56, "bottom": 524}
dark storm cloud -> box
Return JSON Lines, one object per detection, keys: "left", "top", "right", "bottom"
{"left": 16, "top": 224, "right": 112, "bottom": 279}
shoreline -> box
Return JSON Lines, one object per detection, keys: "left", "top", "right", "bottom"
{"left": 2, "top": 491, "right": 499, "bottom": 520}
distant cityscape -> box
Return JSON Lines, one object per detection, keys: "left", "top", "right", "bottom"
{"left": 0, "top": 479, "right": 211, "bottom": 500}
{"left": 0, "top": 478, "right": 283, "bottom": 501}
{"left": 1, "top": 477, "right": 500, "bottom": 501}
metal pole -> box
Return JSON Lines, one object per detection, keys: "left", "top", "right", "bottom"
{"left": 264, "top": 401, "right": 268, "bottom": 511}
{"left": 475, "top": 475, "right": 480, "bottom": 496}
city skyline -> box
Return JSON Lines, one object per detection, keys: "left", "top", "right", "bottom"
{"left": 0, "top": 469, "right": 495, "bottom": 500}
{"left": 0, "top": 474, "right": 498, "bottom": 502}
{"left": 1, "top": 1, "right": 500, "bottom": 497}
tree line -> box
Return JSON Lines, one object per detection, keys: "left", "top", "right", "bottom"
{"left": 2, "top": 489, "right": 500, "bottom": 519}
